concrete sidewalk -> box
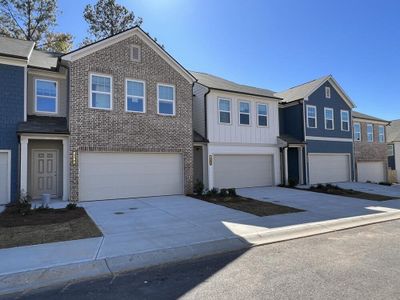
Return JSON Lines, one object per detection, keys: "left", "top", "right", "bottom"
{"left": 1, "top": 187, "right": 400, "bottom": 295}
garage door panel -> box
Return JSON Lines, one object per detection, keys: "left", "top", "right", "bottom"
{"left": 79, "top": 152, "right": 183, "bottom": 201}
{"left": 214, "top": 155, "right": 273, "bottom": 188}
{"left": 357, "top": 161, "right": 386, "bottom": 183}
{"left": 309, "top": 154, "right": 350, "bottom": 184}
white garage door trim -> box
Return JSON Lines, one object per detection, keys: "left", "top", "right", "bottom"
{"left": 213, "top": 154, "right": 274, "bottom": 188}
{"left": 79, "top": 152, "right": 184, "bottom": 201}
{"left": 308, "top": 153, "right": 351, "bottom": 184}
{"left": 357, "top": 161, "right": 386, "bottom": 183}
{"left": 0, "top": 150, "right": 11, "bottom": 205}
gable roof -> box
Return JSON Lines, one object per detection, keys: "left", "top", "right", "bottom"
{"left": 352, "top": 111, "right": 389, "bottom": 123}
{"left": 191, "top": 71, "right": 281, "bottom": 99}
{"left": 276, "top": 75, "right": 356, "bottom": 108}
{"left": 0, "top": 36, "right": 35, "bottom": 60}
{"left": 62, "top": 26, "right": 196, "bottom": 83}
{"left": 29, "top": 50, "right": 60, "bottom": 70}
{"left": 387, "top": 119, "right": 400, "bottom": 142}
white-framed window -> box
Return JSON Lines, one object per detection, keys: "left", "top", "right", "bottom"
{"left": 157, "top": 84, "right": 175, "bottom": 116}
{"left": 35, "top": 79, "right": 57, "bottom": 113}
{"left": 353, "top": 122, "right": 361, "bottom": 141}
{"left": 306, "top": 105, "right": 317, "bottom": 128}
{"left": 341, "top": 110, "right": 350, "bottom": 131}
{"left": 324, "top": 108, "right": 334, "bottom": 130}
{"left": 218, "top": 98, "right": 231, "bottom": 124}
{"left": 378, "top": 125, "right": 385, "bottom": 143}
{"left": 125, "top": 79, "right": 145, "bottom": 113}
{"left": 367, "top": 124, "right": 374, "bottom": 142}
{"left": 89, "top": 73, "right": 112, "bottom": 110}
{"left": 239, "top": 101, "right": 251, "bottom": 125}
{"left": 130, "top": 44, "right": 141, "bottom": 62}
{"left": 387, "top": 144, "right": 394, "bottom": 156}
{"left": 257, "top": 103, "right": 268, "bottom": 127}
{"left": 325, "top": 86, "right": 331, "bottom": 99}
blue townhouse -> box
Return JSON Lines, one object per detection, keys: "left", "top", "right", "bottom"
{"left": 277, "top": 75, "right": 356, "bottom": 185}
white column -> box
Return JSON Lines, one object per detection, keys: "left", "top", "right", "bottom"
{"left": 284, "top": 147, "right": 289, "bottom": 185}
{"left": 20, "top": 137, "right": 28, "bottom": 195}
{"left": 62, "top": 138, "right": 70, "bottom": 201}
{"left": 298, "top": 147, "right": 304, "bottom": 185}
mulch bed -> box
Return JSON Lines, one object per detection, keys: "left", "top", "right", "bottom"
{"left": 305, "top": 185, "right": 397, "bottom": 201}
{"left": 0, "top": 206, "right": 102, "bottom": 249}
{"left": 190, "top": 194, "right": 303, "bottom": 217}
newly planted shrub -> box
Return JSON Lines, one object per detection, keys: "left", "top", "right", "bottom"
{"left": 193, "top": 180, "right": 205, "bottom": 195}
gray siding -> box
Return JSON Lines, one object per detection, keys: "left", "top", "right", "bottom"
{"left": 279, "top": 103, "right": 304, "bottom": 141}
{"left": 192, "top": 82, "right": 208, "bottom": 138}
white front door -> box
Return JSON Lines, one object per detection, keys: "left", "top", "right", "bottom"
{"left": 308, "top": 153, "right": 351, "bottom": 184}
{"left": 0, "top": 151, "right": 10, "bottom": 205}
{"left": 32, "top": 150, "right": 58, "bottom": 198}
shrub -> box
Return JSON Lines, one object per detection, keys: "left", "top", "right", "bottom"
{"left": 379, "top": 182, "right": 392, "bottom": 186}
{"left": 288, "top": 179, "right": 298, "bottom": 188}
{"left": 206, "top": 188, "right": 219, "bottom": 197}
{"left": 193, "top": 180, "right": 205, "bottom": 195}
{"left": 66, "top": 203, "right": 77, "bottom": 210}
{"left": 17, "top": 191, "right": 32, "bottom": 216}
{"left": 227, "top": 188, "right": 237, "bottom": 196}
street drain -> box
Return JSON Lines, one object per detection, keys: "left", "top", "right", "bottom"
{"left": 129, "top": 207, "right": 138, "bottom": 210}
{"left": 114, "top": 212, "right": 124, "bottom": 215}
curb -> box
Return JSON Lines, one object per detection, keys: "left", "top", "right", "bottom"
{"left": 2, "top": 211, "right": 400, "bottom": 296}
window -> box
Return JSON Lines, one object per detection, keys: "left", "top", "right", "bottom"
{"left": 306, "top": 105, "right": 317, "bottom": 128}
{"left": 126, "top": 79, "right": 145, "bottom": 113}
{"left": 157, "top": 84, "right": 175, "bottom": 116}
{"left": 325, "top": 86, "right": 331, "bottom": 99}
{"left": 130, "top": 44, "right": 141, "bottom": 62}
{"left": 218, "top": 98, "right": 231, "bottom": 124}
{"left": 257, "top": 103, "right": 268, "bottom": 126}
{"left": 367, "top": 124, "right": 374, "bottom": 142}
{"left": 239, "top": 101, "right": 250, "bottom": 125}
{"left": 324, "top": 108, "right": 334, "bottom": 130}
{"left": 90, "top": 74, "right": 112, "bottom": 110}
{"left": 341, "top": 110, "right": 350, "bottom": 131}
{"left": 353, "top": 123, "right": 361, "bottom": 141}
{"left": 35, "top": 79, "right": 57, "bottom": 113}
{"left": 378, "top": 125, "right": 385, "bottom": 143}
{"left": 387, "top": 144, "right": 394, "bottom": 156}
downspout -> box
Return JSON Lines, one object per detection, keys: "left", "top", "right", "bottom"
{"left": 301, "top": 99, "right": 309, "bottom": 184}
{"left": 204, "top": 87, "right": 210, "bottom": 140}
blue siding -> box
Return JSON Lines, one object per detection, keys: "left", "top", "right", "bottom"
{"left": 279, "top": 103, "right": 304, "bottom": 141}
{"left": 0, "top": 64, "right": 25, "bottom": 201}
{"left": 305, "top": 82, "right": 353, "bottom": 138}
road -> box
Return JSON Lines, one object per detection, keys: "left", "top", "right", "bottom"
{"left": 5, "top": 220, "right": 400, "bottom": 300}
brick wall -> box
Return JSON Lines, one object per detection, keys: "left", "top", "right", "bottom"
{"left": 354, "top": 121, "right": 387, "bottom": 162}
{"left": 68, "top": 34, "right": 193, "bottom": 201}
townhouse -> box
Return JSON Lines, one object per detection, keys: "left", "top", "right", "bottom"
{"left": 387, "top": 120, "right": 400, "bottom": 183}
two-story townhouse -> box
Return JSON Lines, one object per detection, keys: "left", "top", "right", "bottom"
{"left": 192, "top": 71, "right": 282, "bottom": 190}
{"left": 352, "top": 111, "right": 389, "bottom": 183}
{"left": 387, "top": 119, "right": 400, "bottom": 183}
{"left": 61, "top": 26, "right": 196, "bottom": 202}
{"left": 277, "top": 75, "right": 356, "bottom": 185}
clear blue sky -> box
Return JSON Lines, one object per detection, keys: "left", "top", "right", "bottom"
{"left": 57, "top": 0, "right": 400, "bottom": 120}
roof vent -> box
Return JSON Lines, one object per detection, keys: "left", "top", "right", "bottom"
{"left": 130, "top": 44, "right": 141, "bottom": 62}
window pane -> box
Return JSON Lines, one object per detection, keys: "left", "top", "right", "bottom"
{"left": 159, "top": 85, "right": 174, "bottom": 100}
{"left": 219, "top": 99, "right": 230, "bottom": 111}
{"left": 258, "top": 115, "right": 267, "bottom": 126}
{"left": 92, "top": 92, "right": 110, "bottom": 108}
{"left": 127, "top": 81, "right": 144, "bottom": 97}
{"left": 240, "top": 102, "right": 250, "bottom": 113}
{"left": 342, "top": 111, "right": 349, "bottom": 121}
{"left": 327, "top": 120, "right": 333, "bottom": 129}
{"left": 325, "top": 109, "right": 333, "bottom": 119}
{"left": 159, "top": 100, "right": 173, "bottom": 115}
{"left": 127, "top": 97, "right": 144, "bottom": 112}
{"left": 308, "top": 118, "right": 316, "bottom": 128}
{"left": 307, "top": 107, "right": 315, "bottom": 117}
{"left": 37, "top": 96, "right": 56, "bottom": 112}
{"left": 258, "top": 104, "right": 267, "bottom": 115}
{"left": 92, "top": 75, "right": 110, "bottom": 92}
{"left": 220, "top": 111, "right": 230, "bottom": 123}
{"left": 37, "top": 80, "right": 56, "bottom": 97}
{"left": 342, "top": 122, "right": 349, "bottom": 131}
{"left": 240, "top": 114, "right": 250, "bottom": 125}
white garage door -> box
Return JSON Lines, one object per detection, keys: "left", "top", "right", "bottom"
{"left": 0, "top": 152, "right": 10, "bottom": 205}
{"left": 79, "top": 152, "right": 183, "bottom": 201}
{"left": 214, "top": 155, "right": 274, "bottom": 188}
{"left": 309, "top": 154, "right": 350, "bottom": 184}
{"left": 357, "top": 161, "right": 386, "bottom": 183}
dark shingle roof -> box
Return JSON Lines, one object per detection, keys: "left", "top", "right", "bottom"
{"left": 18, "top": 116, "right": 69, "bottom": 134}
{"left": 352, "top": 111, "right": 389, "bottom": 123}
{"left": 193, "top": 130, "right": 208, "bottom": 143}
{"left": 0, "top": 36, "right": 35, "bottom": 59}
{"left": 29, "top": 50, "right": 60, "bottom": 70}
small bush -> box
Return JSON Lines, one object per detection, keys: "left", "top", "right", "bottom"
{"left": 66, "top": 203, "right": 77, "bottom": 210}
{"left": 193, "top": 180, "right": 205, "bottom": 195}
{"left": 227, "top": 188, "right": 237, "bottom": 196}
{"left": 206, "top": 188, "right": 219, "bottom": 197}
{"left": 288, "top": 179, "right": 298, "bottom": 188}
{"left": 379, "top": 182, "right": 392, "bottom": 186}
{"left": 17, "top": 191, "right": 32, "bottom": 216}
{"left": 219, "top": 188, "right": 229, "bottom": 197}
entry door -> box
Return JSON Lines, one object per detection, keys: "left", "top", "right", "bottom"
{"left": 32, "top": 150, "right": 58, "bottom": 198}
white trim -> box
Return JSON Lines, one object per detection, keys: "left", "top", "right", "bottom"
{"left": 352, "top": 118, "right": 388, "bottom": 125}
{"left": 367, "top": 123, "right": 374, "bottom": 142}
{"left": 157, "top": 83, "right": 176, "bottom": 116}
{"left": 125, "top": 78, "right": 146, "bottom": 113}
{"left": 340, "top": 110, "right": 350, "bottom": 131}
{"left": 0, "top": 150, "right": 11, "bottom": 204}
{"left": 0, "top": 57, "right": 28, "bottom": 67}
{"left": 218, "top": 97, "right": 232, "bottom": 125}
{"left": 353, "top": 122, "right": 361, "bottom": 141}
{"left": 324, "top": 107, "right": 334, "bottom": 130}
{"left": 305, "top": 136, "right": 353, "bottom": 142}
{"left": 34, "top": 79, "right": 58, "bottom": 114}
{"left": 129, "top": 44, "right": 141, "bottom": 62}
{"left": 89, "top": 73, "right": 113, "bottom": 110}
{"left": 256, "top": 103, "right": 269, "bottom": 127}
{"left": 306, "top": 105, "right": 317, "bottom": 128}
{"left": 325, "top": 86, "right": 331, "bottom": 99}
{"left": 24, "top": 66, "right": 27, "bottom": 122}
{"left": 238, "top": 100, "right": 251, "bottom": 126}
{"left": 28, "top": 69, "right": 67, "bottom": 79}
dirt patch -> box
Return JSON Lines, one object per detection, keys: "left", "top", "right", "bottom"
{"left": 0, "top": 206, "right": 102, "bottom": 249}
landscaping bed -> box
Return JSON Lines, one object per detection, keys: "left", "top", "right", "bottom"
{"left": 0, "top": 205, "right": 102, "bottom": 249}
{"left": 305, "top": 184, "right": 397, "bottom": 201}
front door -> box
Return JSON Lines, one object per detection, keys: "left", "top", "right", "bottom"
{"left": 32, "top": 150, "right": 58, "bottom": 198}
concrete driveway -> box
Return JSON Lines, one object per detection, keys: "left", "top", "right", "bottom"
{"left": 337, "top": 182, "right": 400, "bottom": 198}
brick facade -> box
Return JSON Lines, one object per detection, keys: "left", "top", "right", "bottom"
{"left": 68, "top": 34, "right": 193, "bottom": 201}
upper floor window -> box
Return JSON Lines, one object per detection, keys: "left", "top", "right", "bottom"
{"left": 157, "top": 84, "right": 175, "bottom": 116}
{"left": 325, "top": 86, "right": 331, "bottom": 99}
{"left": 239, "top": 101, "right": 250, "bottom": 125}
{"left": 353, "top": 123, "right": 361, "bottom": 141}
{"left": 387, "top": 144, "right": 394, "bottom": 156}
{"left": 341, "top": 110, "right": 350, "bottom": 131}
{"left": 218, "top": 98, "right": 231, "bottom": 124}
{"left": 90, "top": 74, "right": 112, "bottom": 110}
{"left": 35, "top": 79, "right": 57, "bottom": 113}
{"left": 378, "top": 125, "right": 385, "bottom": 143}
{"left": 126, "top": 79, "right": 145, "bottom": 113}
{"left": 257, "top": 103, "right": 268, "bottom": 127}
{"left": 306, "top": 105, "right": 317, "bottom": 128}
{"left": 367, "top": 124, "right": 374, "bottom": 142}
{"left": 130, "top": 44, "right": 141, "bottom": 62}
{"left": 324, "top": 108, "right": 334, "bottom": 130}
